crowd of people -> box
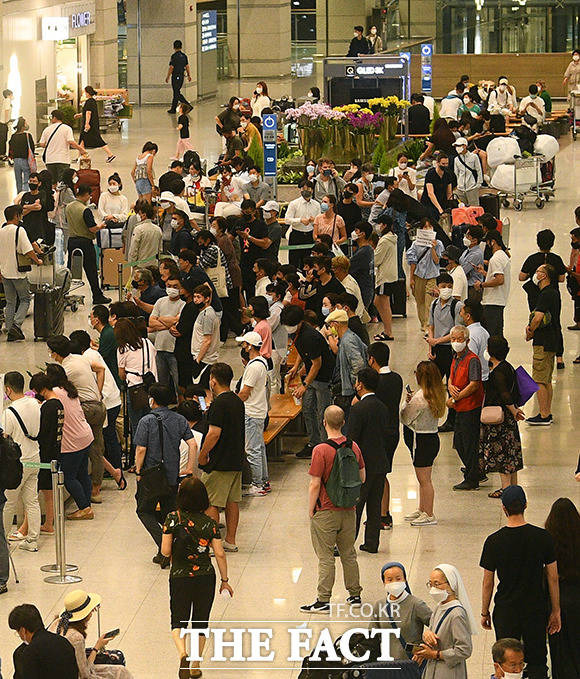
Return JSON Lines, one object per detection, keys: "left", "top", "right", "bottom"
{"left": 0, "top": 59, "right": 579, "bottom": 679}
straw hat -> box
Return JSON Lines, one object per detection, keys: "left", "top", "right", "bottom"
{"left": 60, "top": 589, "right": 102, "bottom": 622}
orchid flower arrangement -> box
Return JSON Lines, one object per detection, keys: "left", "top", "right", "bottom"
{"left": 284, "top": 102, "right": 346, "bottom": 126}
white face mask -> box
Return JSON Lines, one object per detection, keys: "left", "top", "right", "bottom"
{"left": 398, "top": 162, "right": 407, "bottom": 170}
{"left": 351, "top": 232, "right": 360, "bottom": 241}
{"left": 160, "top": 201, "right": 171, "bottom": 209}
{"left": 283, "top": 324, "right": 298, "bottom": 334}
{"left": 72, "top": 176, "right": 79, "bottom": 184}
{"left": 210, "top": 226, "right": 218, "bottom": 236}
{"left": 366, "top": 173, "right": 374, "bottom": 182}
{"left": 262, "top": 211, "right": 271, "bottom": 220}
{"left": 530, "top": 94, "right": 537, "bottom": 99}
{"left": 385, "top": 581, "right": 407, "bottom": 598}
{"left": 170, "top": 218, "right": 178, "bottom": 229}
{"left": 108, "top": 184, "right": 119, "bottom": 193}
{"left": 532, "top": 272, "right": 542, "bottom": 286}
{"left": 250, "top": 174, "right": 260, "bottom": 184}
{"left": 574, "top": 55, "right": 580, "bottom": 62}
{"left": 429, "top": 587, "right": 449, "bottom": 603}
{"left": 463, "top": 236, "right": 472, "bottom": 247}
{"left": 354, "top": 32, "right": 359, "bottom": 38}
{"left": 499, "top": 84, "right": 507, "bottom": 93}
{"left": 451, "top": 340, "right": 467, "bottom": 353}
{"left": 439, "top": 287, "right": 453, "bottom": 301}
{"left": 166, "top": 287, "right": 180, "bottom": 299}
{"left": 463, "top": 97, "right": 470, "bottom": 104}
{"left": 371, "top": 28, "right": 377, "bottom": 35}
{"left": 502, "top": 672, "right": 523, "bottom": 679}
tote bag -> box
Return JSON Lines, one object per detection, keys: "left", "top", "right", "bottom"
{"left": 206, "top": 247, "right": 228, "bottom": 298}
{"left": 514, "top": 365, "right": 539, "bottom": 406}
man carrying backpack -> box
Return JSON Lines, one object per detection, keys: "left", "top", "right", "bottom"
{"left": 301, "top": 405, "right": 365, "bottom": 614}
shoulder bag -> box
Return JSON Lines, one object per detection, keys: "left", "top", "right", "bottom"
{"left": 138, "top": 413, "right": 172, "bottom": 500}
{"left": 41, "top": 123, "right": 63, "bottom": 164}
{"left": 15, "top": 226, "right": 32, "bottom": 273}
{"left": 7, "top": 407, "right": 39, "bottom": 441}
{"left": 27, "top": 134, "right": 37, "bottom": 173}
{"left": 127, "top": 340, "right": 156, "bottom": 410}
{"left": 206, "top": 247, "right": 228, "bottom": 298}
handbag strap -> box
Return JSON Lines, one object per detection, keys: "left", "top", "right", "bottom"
{"left": 434, "top": 605, "right": 461, "bottom": 635}
{"left": 26, "top": 133, "right": 34, "bottom": 156}
{"left": 383, "top": 602, "right": 411, "bottom": 658}
{"left": 7, "top": 406, "right": 38, "bottom": 441}
{"left": 42, "top": 123, "right": 63, "bottom": 163}
{"left": 152, "top": 412, "right": 165, "bottom": 464}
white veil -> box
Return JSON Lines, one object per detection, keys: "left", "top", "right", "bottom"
{"left": 436, "top": 563, "right": 478, "bottom": 635}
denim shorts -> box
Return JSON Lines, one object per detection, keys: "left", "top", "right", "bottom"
{"left": 135, "top": 178, "right": 152, "bottom": 195}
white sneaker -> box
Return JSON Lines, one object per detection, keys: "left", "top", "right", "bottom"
{"left": 404, "top": 509, "right": 422, "bottom": 522}
{"left": 411, "top": 513, "right": 438, "bottom": 527}
{"left": 242, "top": 484, "right": 267, "bottom": 497}
{"left": 18, "top": 539, "right": 39, "bottom": 552}
{"left": 223, "top": 541, "right": 239, "bottom": 552}
{"left": 8, "top": 531, "right": 26, "bottom": 542}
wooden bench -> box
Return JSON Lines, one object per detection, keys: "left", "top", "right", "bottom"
{"left": 269, "top": 393, "right": 302, "bottom": 420}
{"left": 264, "top": 393, "right": 305, "bottom": 456}
{"left": 264, "top": 417, "right": 291, "bottom": 456}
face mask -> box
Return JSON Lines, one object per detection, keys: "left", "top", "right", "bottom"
{"left": 429, "top": 587, "right": 449, "bottom": 604}
{"left": 160, "top": 201, "right": 171, "bottom": 209}
{"left": 354, "top": 32, "right": 359, "bottom": 38}
{"left": 170, "top": 218, "right": 179, "bottom": 229}
{"left": 72, "top": 176, "right": 79, "bottom": 184}
{"left": 190, "top": 174, "right": 200, "bottom": 181}
{"left": 166, "top": 287, "right": 180, "bottom": 299}
{"left": 483, "top": 349, "right": 490, "bottom": 362}
{"left": 501, "top": 672, "right": 523, "bottom": 679}
{"left": 343, "top": 190, "right": 353, "bottom": 199}
{"left": 250, "top": 174, "right": 259, "bottom": 184}
{"left": 451, "top": 341, "right": 467, "bottom": 353}
{"left": 398, "top": 162, "right": 407, "bottom": 170}
{"left": 321, "top": 306, "right": 331, "bottom": 317}
{"left": 210, "top": 226, "right": 218, "bottom": 236}
{"left": 463, "top": 236, "right": 472, "bottom": 247}
{"left": 574, "top": 55, "right": 580, "bottom": 62}
{"left": 532, "top": 272, "right": 542, "bottom": 286}
{"left": 385, "top": 581, "right": 407, "bottom": 598}
{"left": 320, "top": 202, "right": 330, "bottom": 213}
{"left": 256, "top": 86, "right": 263, "bottom": 94}
{"left": 301, "top": 191, "right": 312, "bottom": 200}
{"left": 265, "top": 294, "right": 273, "bottom": 306}
{"left": 108, "top": 184, "right": 119, "bottom": 193}
{"left": 351, "top": 232, "right": 360, "bottom": 240}
{"left": 499, "top": 85, "right": 507, "bottom": 93}
{"left": 131, "top": 280, "right": 140, "bottom": 289}
{"left": 439, "top": 287, "right": 453, "bottom": 301}
{"left": 233, "top": 104, "right": 240, "bottom": 110}
{"left": 263, "top": 211, "right": 273, "bottom": 221}
{"left": 306, "top": 165, "right": 316, "bottom": 174}
{"left": 307, "top": 92, "right": 313, "bottom": 98}
{"left": 530, "top": 94, "right": 537, "bottom": 99}
{"left": 29, "top": 183, "right": 39, "bottom": 190}
{"left": 463, "top": 97, "right": 470, "bottom": 104}
{"left": 366, "top": 173, "right": 374, "bottom": 182}
{"left": 283, "top": 324, "right": 298, "bottom": 335}
{"left": 149, "top": 398, "right": 155, "bottom": 409}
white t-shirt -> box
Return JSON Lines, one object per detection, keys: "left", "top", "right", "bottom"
{"left": 0, "top": 223, "right": 34, "bottom": 280}
{"left": 117, "top": 339, "right": 158, "bottom": 387}
{"left": 483, "top": 250, "right": 511, "bottom": 307}
{"left": 242, "top": 357, "right": 269, "bottom": 419}
{"left": 2, "top": 96, "right": 12, "bottom": 123}
{"left": 450, "top": 265, "right": 468, "bottom": 302}
{"left": 83, "top": 348, "right": 121, "bottom": 410}
{"left": 191, "top": 306, "right": 220, "bottom": 364}
{"left": 39, "top": 122, "right": 75, "bottom": 165}
{"left": 388, "top": 166, "right": 418, "bottom": 199}
{"left": 61, "top": 354, "right": 101, "bottom": 403}
{"left": 151, "top": 296, "right": 185, "bottom": 352}
{"left": 179, "top": 428, "right": 203, "bottom": 476}
{"left": 2, "top": 396, "right": 41, "bottom": 462}
{"left": 439, "top": 96, "right": 462, "bottom": 120}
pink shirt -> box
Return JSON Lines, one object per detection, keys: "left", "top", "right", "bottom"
{"left": 54, "top": 387, "right": 94, "bottom": 453}
{"left": 254, "top": 319, "right": 272, "bottom": 359}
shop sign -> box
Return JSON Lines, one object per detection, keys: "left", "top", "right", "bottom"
{"left": 42, "top": 17, "right": 70, "bottom": 41}
{"left": 63, "top": 1, "right": 96, "bottom": 37}
{"left": 200, "top": 10, "right": 217, "bottom": 53}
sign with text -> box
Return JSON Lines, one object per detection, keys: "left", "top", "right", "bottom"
{"left": 201, "top": 10, "right": 217, "bottom": 52}
{"left": 421, "top": 43, "right": 433, "bottom": 93}
{"left": 62, "top": 1, "right": 96, "bottom": 37}
{"left": 262, "top": 114, "right": 278, "bottom": 178}
{"left": 42, "top": 17, "right": 69, "bottom": 41}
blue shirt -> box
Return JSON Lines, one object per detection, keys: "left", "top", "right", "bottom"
{"left": 459, "top": 245, "right": 484, "bottom": 286}
{"left": 467, "top": 321, "right": 490, "bottom": 381}
{"left": 134, "top": 407, "right": 193, "bottom": 485}
{"left": 406, "top": 240, "right": 444, "bottom": 279}
{"left": 336, "top": 329, "right": 368, "bottom": 396}
{"left": 169, "top": 50, "right": 188, "bottom": 78}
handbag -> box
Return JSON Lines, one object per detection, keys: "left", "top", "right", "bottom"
{"left": 127, "top": 340, "right": 156, "bottom": 410}
{"left": 86, "top": 648, "right": 126, "bottom": 666}
{"left": 15, "top": 226, "right": 32, "bottom": 273}
{"left": 480, "top": 405, "right": 504, "bottom": 425}
{"left": 206, "top": 247, "right": 228, "bottom": 298}
{"left": 138, "top": 413, "right": 172, "bottom": 500}
{"left": 27, "top": 133, "right": 37, "bottom": 173}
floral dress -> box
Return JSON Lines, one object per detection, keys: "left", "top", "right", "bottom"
{"left": 163, "top": 509, "right": 219, "bottom": 578}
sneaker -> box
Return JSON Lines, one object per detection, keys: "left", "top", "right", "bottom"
{"left": 300, "top": 600, "right": 330, "bottom": 614}
{"left": 526, "top": 414, "right": 552, "bottom": 426}
{"left": 381, "top": 513, "right": 393, "bottom": 530}
{"left": 91, "top": 493, "right": 103, "bottom": 504}
{"left": 411, "top": 512, "right": 438, "bottom": 526}
{"left": 346, "top": 595, "right": 362, "bottom": 607}
{"left": 0, "top": 582, "right": 7, "bottom": 595}
{"left": 93, "top": 296, "right": 112, "bottom": 305}
{"left": 18, "top": 539, "right": 39, "bottom": 552}
{"left": 404, "top": 509, "right": 422, "bottom": 522}
{"left": 261, "top": 482, "right": 272, "bottom": 493}
{"left": 167, "top": 109, "right": 177, "bottom": 114}
{"left": 223, "top": 541, "right": 238, "bottom": 552}
{"left": 8, "top": 531, "right": 26, "bottom": 541}
{"left": 296, "top": 444, "right": 313, "bottom": 459}
{"left": 242, "top": 484, "right": 267, "bottom": 497}
{"left": 7, "top": 328, "right": 24, "bottom": 342}
{"left": 453, "top": 480, "right": 479, "bottom": 491}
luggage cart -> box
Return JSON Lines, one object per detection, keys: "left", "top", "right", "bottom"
{"left": 572, "top": 91, "right": 580, "bottom": 141}
{"left": 64, "top": 248, "right": 85, "bottom": 312}
{"left": 499, "top": 155, "right": 546, "bottom": 212}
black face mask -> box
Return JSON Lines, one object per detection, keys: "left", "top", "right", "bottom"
{"left": 343, "top": 190, "right": 352, "bottom": 199}
{"left": 29, "top": 183, "right": 39, "bottom": 190}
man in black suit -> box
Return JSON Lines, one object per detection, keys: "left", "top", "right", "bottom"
{"left": 408, "top": 93, "right": 431, "bottom": 135}
{"left": 368, "top": 342, "right": 403, "bottom": 530}
{"left": 9, "top": 604, "right": 79, "bottom": 678}
{"left": 347, "top": 368, "right": 393, "bottom": 554}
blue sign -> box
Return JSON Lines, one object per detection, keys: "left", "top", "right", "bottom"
{"left": 200, "top": 10, "right": 217, "bottom": 53}
{"left": 420, "top": 42, "right": 433, "bottom": 93}
{"left": 262, "top": 114, "right": 278, "bottom": 177}
{"left": 399, "top": 51, "right": 411, "bottom": 63}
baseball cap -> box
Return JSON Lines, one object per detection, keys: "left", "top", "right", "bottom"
{"left": 501, "top": 485, "right": 526, "bottom": 507}
{"left": 326, "top": 309, "right": 349, "bottom": 323}
{"left": 452, "top": 137, "right": 468, "bottom": 147}
{"left": 235, "top": 331, "right": 263, "bottom": 347}
{"left": 443, "top": 245, "right": 462, "bottom": 262}
{"left": 263, "top": 200, "right": 280, "bottom": 213}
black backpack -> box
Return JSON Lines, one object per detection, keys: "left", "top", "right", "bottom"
{"left": 0, "top": 430, "right": 23, "bottom": 490}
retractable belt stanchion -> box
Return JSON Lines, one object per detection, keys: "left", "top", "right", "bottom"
{"left": 41, "top": 460, "right": 82, "bottom": 584}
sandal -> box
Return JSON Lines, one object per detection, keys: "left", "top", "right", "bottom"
{"left": 116, "top": 472, "right": 127, "bottom": 491}
{"left": 373, "top": 332, "right": 394, "bottom": 342}
{"left": 179, "top": 656, "right": 190, "bottom": 679}
{"left": 573, "top": 356, "right": 580, "bottom": 365}
{"left": 488, "top": 488, "right": 503, "bottom": 499}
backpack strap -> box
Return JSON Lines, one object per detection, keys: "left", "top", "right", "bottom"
{"left": 7, "top": 406, "right": 38, "bottom": 441}
{"left": 450, "top": 297, "right": 459, "bottom": 318}
{"left": 434, "top": 605, "right": 462, "bottom": 635}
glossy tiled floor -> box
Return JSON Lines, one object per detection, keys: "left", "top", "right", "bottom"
{"left": 0, "top": 99, "right": 579, "bottom": 679}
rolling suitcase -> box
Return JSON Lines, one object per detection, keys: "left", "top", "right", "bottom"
{"left": 390, "top": 279, "right": 407, "bottom": 317}
{"left": 479, "top": 193, "right": 501, "bottom": 219}
{"left": 34, "top": 286, "right": 65, "bottom": 340}
{"left": 77, "top": 168, "right": 101, "bottom": 205}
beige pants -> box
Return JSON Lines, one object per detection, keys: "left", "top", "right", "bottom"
{"left": 4, "top": 466, "right": 41, "bottom": 541}
{"left": 310, "top": 509, "right": 361, "bottom": 602}
{"left": 413, "top": 276, "right": 437, "bottom": 330}
{"left": 81, "top": 400, "right": 107, "bottom": 487}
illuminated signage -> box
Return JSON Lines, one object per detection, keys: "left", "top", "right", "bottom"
{"left": 201, "top": 10, "right": 217, "bottom": 52}
{"left": 62, "top": 1, "right": 96, "bottom": 37}
{"left": 42, "top": 17, "right": 69, "bottom": 41}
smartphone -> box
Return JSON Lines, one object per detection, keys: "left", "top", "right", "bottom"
{"left": 198, "top": 396, "right": 207, "bottom": 411}
{"left": 103, "top": 628, "right": 120, "bottom": 639}
{"left": 323, "top": 169, "right": 332, "bottom": 177}
{"left": 406, "top": 384, "right": 413, "bottom": 394}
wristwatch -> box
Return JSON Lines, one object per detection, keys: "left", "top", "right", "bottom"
{"left": 450, "top": 398, "right": 456, "bottom": 404}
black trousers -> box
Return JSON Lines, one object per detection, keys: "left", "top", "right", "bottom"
{"left": 288, "top": 229, "right": 313, "bottom": 269}
{"left": 170, "top": 572, "right": 216, "bottom": 629}
{"left": 135, "top": 483, "right": 177, "bottom": 549}
{"left": 0, "top": 122, "right": 8, "bottom": 157}
{"left": 68, "top": 236, "right": 104, "bottom": 299}
{"left": 453, "top": 408, "right": 481, "bottom": 484}
{"left": 483, "top": 304, "right": 504, "bottom": 338}
{"left": 220, "top": 287, "right": 243, "bottom": 341}
{"left": 355, "top": 472, "right": 385, "bottom": 551}
{"left": 493, "top": 605, "right": 549, "bottom": 679}
{"left": 170, "top": 76, "right": 190, "bottom": 111}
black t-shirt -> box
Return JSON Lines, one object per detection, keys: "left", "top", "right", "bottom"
{"left": 532, "top": 285, "right": 560, "bottom": 352}
{"left": 170, "top": 50, "right": 188, "bottom": 78}
{"left": 294, "top": 322, "right": 335, "bottom": 383}
{"left": 311, "top": 276, "right": 346, "bottom": 318}
{"left": 420, "top": 167, "right": 453, "bottom": 211}
{"left": 408, "top": 104, "right": 431, "bottom": 135}
{"left": 375, "top": 371, "right": 403, "bottom": 441}
{"left": 174, "top": 301, "right": 198, "bottom": 360}
{"left": 521, "top": 251, "right": 566, "bottom": 301}
{"left": 337, "top": 200, "right": 362, "bottom": 236}
{"left": 38, "top": 398, "right": 64, "bottom": 463}
{"left": 21, "top": 192, "right": 45, "bottom": 243}
{"left": 348, "top": 316, "right": 369, "bottom": 346}
{"left": 239, "top": 218, "right": 268, "bottom": 270}
{"left": 200, "top": 391, "right": 245, "bottom": 472}
{"left": 225, "top": 134, "right": 244, "bottom": 161}
{"left": 178, "top": 114, "right": 190, "bottom": 139}
{"left": 480, "top": 524, "right": 556, "bottom": 610}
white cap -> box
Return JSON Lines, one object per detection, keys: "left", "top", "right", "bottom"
{"left": 263, "top": 200, "right": 280, "bottom": 213}
{"left": 235, "top": 331, "right": 263, "bottom": 347}
{"left": 498, "top": 77, "right": 508, "bottom": 85}
{"left": 453, "top": 137, "right": 468, "bottom": 147}
{"left": 159, "top": 191, "right": 177, "bottom": 202}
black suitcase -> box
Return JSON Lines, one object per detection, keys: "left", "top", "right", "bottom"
{"left": 390, "top": 279, "right": 407, "bottom": 317}
{"left": 347, "top": 660, "right": 422, "bottom": 678}
{"left": 33, "top": 286, "right": 65, "bottom": 341}
{"left": 479, "top": 193, "right": 501, "bottom": 219}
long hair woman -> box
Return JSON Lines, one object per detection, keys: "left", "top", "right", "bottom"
{"left": 401, "top": 361, "right": 446, "bottom": 526}
{"left": 8, "top": 116, "right": 35, "bottom": 193}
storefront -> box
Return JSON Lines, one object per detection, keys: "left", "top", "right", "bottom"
{"left": 1, "top": 0, "right": 95, "bottom": 135}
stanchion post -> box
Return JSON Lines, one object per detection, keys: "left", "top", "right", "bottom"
{"left": 117, "top": 262, "right": 124, "bottom": 302}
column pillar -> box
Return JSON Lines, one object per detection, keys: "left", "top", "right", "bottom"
{"left": 90, "top": 0, "right": 118, "bottom": 88}
{"left": 127, "top": 0, "right": 197, "bottom": 105}
{"left": 317, "top": 0, "right": 370, "bottom": 58}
